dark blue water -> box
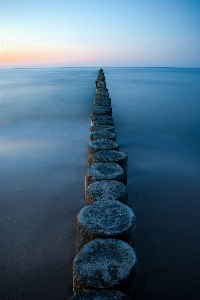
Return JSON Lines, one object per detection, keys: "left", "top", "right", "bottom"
{"left": 0, "top": 68, "right": 200, "bottom": 299}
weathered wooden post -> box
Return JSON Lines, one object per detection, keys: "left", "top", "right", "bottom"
{"left": 77, "top": 199, "right": 136, "bottom": 251}
{"left": 90, "top": 125, "right": 114, "bottom": 133}
{"left": 94, "top": 98, "right": 111, "bottom": 106}
{"left": 92, "top": 109, "right": 112, "bottom": 117}
{"left": 91, "top": 118, "right": 114, "bottom": 126}
{"left": 90, "top": 150, "right": 128, "bottom": 184}
{"left": 73, "top": 238, "right": 138, "bottom": 298}
{"left": 89, "top": 130, "right": 116, "bottom": 142}
{"left": 85, "top": 180, "right": 128, "bottom": 204}
{"left": 93, "top": 105, "right": 112, "bottom": 116}
{"left": 88, "top": 139, "right": 119, "bottom": 165}
{"left": 85, "top": 162, "right": 124, "bottom": 189}
{"left": 91, "top": 115, "right": 114, "bottom": 126}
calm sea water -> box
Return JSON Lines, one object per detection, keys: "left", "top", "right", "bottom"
{"left": 0, "top": 68, "right": 200, "bottom": 300}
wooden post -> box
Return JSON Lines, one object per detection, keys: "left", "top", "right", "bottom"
{"left": 91, "top": 115, "right": 113, "bottom": 124}
{"left": 88, "top": 139, "right": 119, "bottom": 166}
{"left": 90, "top": 150, "right": 128, "bottom": 184}
{"left": 90, "top": 125, "right": 114, "bottom": 133}
{"left": 89, "top": 131, "right": 116, "bottom": 142}
{"left": 77, "top": 199, "right": 136, "bottom": 251}
{"left": 91, "top": 119, "right": 114, "bottom": 126}
{"left": 94, "top": 99, "right": 111, "bottom": 106}
{"left": 85, "top": 162, "right": 124, "bottom": 189}
{"left": 73, "top": 239, "right": 138, "bottom": 298}
{"left": 85, "top": 180, "right": 127, "bottom": 204}
{"left": 93, "top": 105, "right": 112, "bottom": 116}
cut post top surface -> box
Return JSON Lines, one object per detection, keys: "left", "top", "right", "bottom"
{"left": 92, "top": 150, "right": 127, "bottom": 162}
{"left": 86, "top": 179, "right": 127, "bottom": 203}
{"left": 92, "top": 119, "right": 114, "bottom": 126}
{"left": 73, "top": 238, "right": 138, "bottom": 289}
{"left": 77, "top": 199, "right": 136, "bottom": 236}
{"left": 91, "top": 110, "right": 111, "bottom": 116}
{"left": 89, "top": 131, "right": 116, "bottom": 142}
{"left": 90, "top": 125, "right": 114, "bottom": 133}
{"left": 91, "top": 115, "right": 113, "bottom": 122}
{"left": 88, "top": 139, "right": 118, "bottom": 151}
{"left": 87, "top": 162, "right": 124, "bottom": 180}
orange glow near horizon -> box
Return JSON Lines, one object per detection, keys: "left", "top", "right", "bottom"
{"left": 0, "top": 45, "right": 122, "bottom": 67}
{"left": 0, "top": 48, "right": 78, "bottom": 67}
{"left": 0, "top": 48, "right": 104, "bottom": 67}
{"left": 1, "top": 50, "right": 48, "bottom": 65}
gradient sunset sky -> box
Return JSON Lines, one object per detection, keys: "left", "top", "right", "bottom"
{"left": 1, "top": 0, "right": 200, "bottom": 68}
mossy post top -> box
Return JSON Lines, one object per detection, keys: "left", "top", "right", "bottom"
{"left": 92, "top": 150, "right": 127, "bottom": 162}
{"left": 77, "top": 199, "right": 136, "bottom": 236}
{"left": 89, "top": 139, "right": 118, "bottom": 151}
{"left": 90, "top": 125, "right": 114, "bottom": 133}
{"left": 73, "top": 238, "right": 138, "bottom": 289}
{"left": 86, "top": 180, "right": 127, "bottom": 201}
{"left": 89, "top": 131, "right": 116, "bottom": 141}
{"left": 87, "top": 162, "right": 124, "bottom": 180}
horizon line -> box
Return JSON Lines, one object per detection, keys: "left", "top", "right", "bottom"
{"left": 1, "top": 66, "right": 200, "bottom": 70}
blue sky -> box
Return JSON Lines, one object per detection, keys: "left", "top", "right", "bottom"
{"left": 1, "top": 0, "right": 200, "bottom": 67}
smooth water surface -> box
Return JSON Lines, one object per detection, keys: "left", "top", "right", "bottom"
{"left": 0, "top": 68, "right": 200, "bottom": 299}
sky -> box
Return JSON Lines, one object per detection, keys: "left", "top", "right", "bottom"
{"left": 1, "top": 0, "right": 200, "bottom": 68}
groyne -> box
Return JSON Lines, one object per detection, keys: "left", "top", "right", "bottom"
{"left": 69, "top": 69, "right": 138, "bottom": 300}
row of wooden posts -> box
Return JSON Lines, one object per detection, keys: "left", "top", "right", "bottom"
{"left": 69, "top": 69, "right": 138, "bottom": 300}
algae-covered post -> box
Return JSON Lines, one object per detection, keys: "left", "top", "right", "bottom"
{"left": 73, "top": 239, "right": 138, "bottom": 298}
{"left": 91, "top": 118, "right": 114, "bottom": 126}
{"left": 91, "top": 114, "right": 113, "bottom": 123}
{"left": 85, "top": 180, "right": 128, "bottom": 205}
{"left": 89, "top": 130, "right": 116, "bottom": 142}
{"left": 85, "top": 162, "right": 124, "bottom": 189}
{"left": 88, "top": 139, "right": 119, "bottom": 165}
{"left": 92, "top": 105, "right": 112, "bottom": 116}
{"left": 94, "top": 98, "right": 111, "bottom": 106}
{"left": 90, "top": 124, "right": 114, "bottom": 133}
{"left": 90, "top": 150, "right": 128, "bottom": 184}
{"left": 77, "top": 199, "right": 136, "bottom": 251}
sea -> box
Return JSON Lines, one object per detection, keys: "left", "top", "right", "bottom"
{"left": 0, "top": 67, "right": 200, "bottom": 300}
